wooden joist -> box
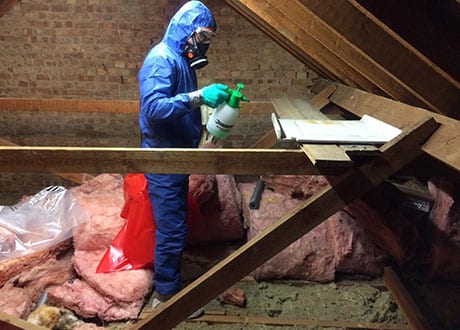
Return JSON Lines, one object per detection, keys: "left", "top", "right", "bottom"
{"left": 223, "top": 0, "right": 460, "bottom": 118}
{"left": 0, "top": 138, "right": 93, "bottom": 184}
{"left": 189, "top": 314, "right": 409, "bottom": 329}
{"left": 383, "top": 267, "right": 432, "bottom": 330}
{"left": 129, "top": 116, "right": 438, "bottom": 329}
{"left": 0, "top": 147, "right": 341, "bottom": 176}
{"left": 0, "top": 312, "right": 46, "bottom": 330}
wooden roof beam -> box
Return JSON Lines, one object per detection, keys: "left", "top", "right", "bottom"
{"left": 223, "top": 0, "right": 460, "bottom": 118}
{"left": 0, "top": 147, "right": 340, "bottom": 176}
{"left": 301, "top": 0, "right": 460, "bottom": 118}
{"left": 323, "top": 81, "right": 460, "bottom": 173}
{"left": 223, "top": 0, "right": 380, "bottom": 91}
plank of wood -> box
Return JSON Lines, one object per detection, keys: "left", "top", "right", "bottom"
{"left": 0, "top": 98, "right": 139, "bottom": 113}
{"left": 309, "top": 83, "right": 337, "bottom": 110}
{"left": 340, "top": 144, "right": 380, "bottom": 156}
{"left": 272, "top": 97, "right": 357, "bottom": 166}
{"left": 301, "top": 0, "right": 460, "bottom": 118}
{"left": 0, "top": 147, "right": 342, "bottom": 176}
{"left": 0, "top": 138, "right": 93, "bottom": 184}
{"left": 0, "top": 98, "right": 273, "bottom": 116}
{"left": 188, "top": 314, "right": 409, "bottom": 329}
{"left": 300, "top": 144, "right": 352, "bottom": 167}
{"left": 0, "top": 312, "right": 47, "bottom": 330}
{"left": 383, "top": 267, "right": 432, "bottom": 330}
{"left": 250, "top": 130, "right": 278, "bottom": 148}
{"left": 128, "top": 116, "right": 438, "bottom": 330}
{"left": 329, "top": 83, "right": 460, "bottom": 173}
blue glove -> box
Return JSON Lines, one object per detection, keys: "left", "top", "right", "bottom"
{"left": 202, "top": 84, "right": 229, "bottom": 108}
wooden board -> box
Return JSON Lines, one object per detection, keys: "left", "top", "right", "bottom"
{"left": 300, "top": 144, "right": 352, "bottom": 167}
{"left": 0, "top": 138, "right": 93, "bottom": 184}
{"left": 128, "top": 116, "right": 438, "bottom": 330}
{"left": 0, "top": 147, "right": 345, "bottom": 176}
{"left": 0, "top": 312, "right": 47, "bottom": 330}
{"left": 383, "top": 267, "right": 431, "bottom": 330}
{"left": 189, "top": 314, "right": 409, "bottom": 329}
{"left": 0, "top": 98, "right": 138, "bottom": 113}
{"left": 328, "top": 82, "right": 460, "bottom": 173}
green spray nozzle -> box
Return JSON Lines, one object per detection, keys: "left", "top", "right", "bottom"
{"left": 225, "top": 83, "right": 249, "bottom": 108}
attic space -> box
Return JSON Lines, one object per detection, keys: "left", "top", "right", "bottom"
{"left": 0, "top": 1, "right": 460, "bottom": 330}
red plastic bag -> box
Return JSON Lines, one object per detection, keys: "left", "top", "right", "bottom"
{"left": 97, "top": 174, "right": 203, "bottom": 273}
{"left": 97, "top": 174, "right": 155, "bottom": 273}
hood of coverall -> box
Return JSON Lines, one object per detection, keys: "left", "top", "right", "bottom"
{"left": 162, "top": 1, "right": 217, "bottom": 55}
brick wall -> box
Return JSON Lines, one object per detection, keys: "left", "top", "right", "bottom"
{"left": 0, "top": 0, "right": 317, "bottom": 201}
{"left": 0, "top": 0, "right": 319, "bottom": 101}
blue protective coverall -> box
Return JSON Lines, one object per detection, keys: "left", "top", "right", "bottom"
{"left": 138, "top": 1, "right": 216, "bottom": 297}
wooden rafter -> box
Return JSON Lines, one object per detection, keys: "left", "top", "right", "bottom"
{"left": 222, "top": 0, "right": 460, "bottom": 118}
{"left": 327, "top": 82, "right": 460, "bottom": 173}
{"left": 223, "top": 0, "right": 380, "bottom": 92}
{"left": 300, "top": 0, "right": 460, "bottom": 117}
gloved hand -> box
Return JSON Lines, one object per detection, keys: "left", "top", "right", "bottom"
{"left": 202, "top": 83, "right": 229, "bottom": 108}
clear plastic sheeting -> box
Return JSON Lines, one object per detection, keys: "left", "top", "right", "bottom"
{"left": 0, "top": 186, "right": 88, "bottom": 260}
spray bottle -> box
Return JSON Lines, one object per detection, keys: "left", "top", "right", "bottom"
{"left": 206, "top": 83, "right": 249, "bottom": 139}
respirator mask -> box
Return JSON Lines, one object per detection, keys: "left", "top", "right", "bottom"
{"left": 184, "top": 28, "right": 215, "bottom": 70}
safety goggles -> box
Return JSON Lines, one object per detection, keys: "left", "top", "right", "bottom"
{"left": 195, "top": 27, "right": 215, "bottom": 44}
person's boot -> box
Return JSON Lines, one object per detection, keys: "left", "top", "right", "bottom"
{"left": 151, "top": 291, "right": 204, "bottom": 319}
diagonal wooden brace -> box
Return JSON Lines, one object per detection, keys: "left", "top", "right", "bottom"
{"left": 130, "top": 115, "right": 439, "bottom": 330}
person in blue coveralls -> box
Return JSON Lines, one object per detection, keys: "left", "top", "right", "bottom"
{"left": 138, "top": 0, "right": 229, "bottom": 317}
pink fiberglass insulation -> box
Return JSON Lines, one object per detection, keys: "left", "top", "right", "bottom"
{"left": 47, "top": 279, "right": 143, "bottom": 321}
{"left": 240, "top": 175, "right": 389, "bottom": 281}
{"left": 70, "top": 174, "right": 126, "bottom": 251}
{"left": 187, "top": 174, "right": 244, "bottom": 246}
{"left": 72, "top": 250, "right": 152, "bottom": 303}
{"left": 428, "top": 176, "right": 460, "bottom": 279}
{"left": 239, "top": 182, "right": 336, "bottom": 282}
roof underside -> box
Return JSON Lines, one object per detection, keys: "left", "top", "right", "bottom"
{"left": 223, "top": 0, "right": 460, "bottom": 120}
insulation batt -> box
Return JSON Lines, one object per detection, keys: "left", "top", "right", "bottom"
{"left": 0, "top": 247, "right": 74, "bottom": 318}
{"left": 187, "top": 174, "right": 244, "bottom": 245}
{"left": 47, "top": 172, "right": 243, "bottom": 321}
{"left": 428, "top": 176, "right": 460, "bottom": 279}
{"left": 240, "top": 175, "right": 389, "bottom": 281}
{"left": 187, "top": 142, "right": 244, "bottom": 245}
{"left": 47, "top": 174, "right": 153, "bottom": 321}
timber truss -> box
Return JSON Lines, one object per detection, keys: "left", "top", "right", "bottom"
{"left": 1, "top": 82, "right": 458, "bottom": 329}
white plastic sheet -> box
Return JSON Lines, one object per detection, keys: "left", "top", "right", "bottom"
{"left": 0, "top": 185, "right": 87, "bottom": 260}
